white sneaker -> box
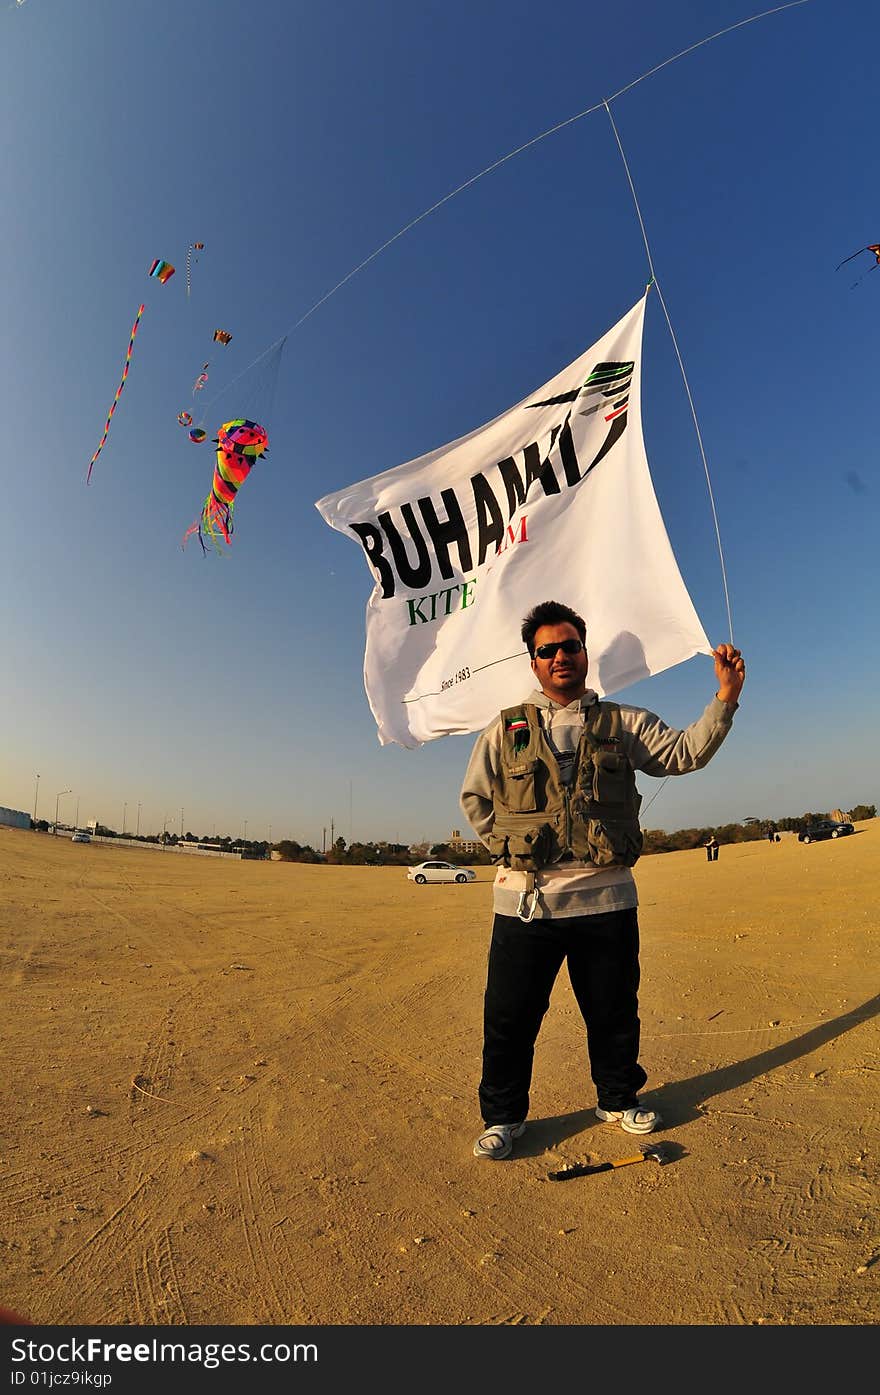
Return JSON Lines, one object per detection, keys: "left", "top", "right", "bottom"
{"left": 473, "top": 1121, "right": 526, "bottom": 1159}
{"left": 595, "top": 1105, "right": 662, "bottom": 1134}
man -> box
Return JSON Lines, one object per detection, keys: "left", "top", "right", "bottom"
{"left": 460, "top": 599, "right": 745, "bottom": 1160}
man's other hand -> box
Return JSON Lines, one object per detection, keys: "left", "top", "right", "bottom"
{"left": 712, "top": 643, "right": 745, "bottom": 705}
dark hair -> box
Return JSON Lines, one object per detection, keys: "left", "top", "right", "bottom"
{"left": 521, "top": 600, "right": 586, "bottom": 657}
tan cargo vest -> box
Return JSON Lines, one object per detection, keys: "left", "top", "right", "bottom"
{"left": 487, "top": 701, "right": 643, "bottom": 872}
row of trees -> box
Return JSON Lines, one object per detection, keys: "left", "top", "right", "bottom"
{"left": 642, "top": 805, "right": 875, "bottom": 855}
{"left": 278, "top": 806, "right": 877, "bottom": 864}
{"left": 33, "top": 805, "right": 875, "bottom": 863}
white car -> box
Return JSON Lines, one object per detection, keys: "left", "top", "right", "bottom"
{"left": 407, "top": 860, "right": 476, "bottom": 885}
{"left": 71, "top": 830, "right": 91, "bottom": 843}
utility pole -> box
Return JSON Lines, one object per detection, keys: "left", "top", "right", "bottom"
{"left": 322, "top": 826, "right": 326, "bottom": 853}
{"left": 122, "top": 802, "right": 127, "bottom": 835}
{"left": 330, "top": 817, "right": 335, "bottom": 847}
{"left": 136, "top": 803, "right": 141, "bottom": 837}
{"left": 33, "top": 774, "right": 40, "bottom": 824}
{"left": 74, "top": 796, "right": 80, "bottom": 830}
{"left": 54, "top": 789, "right": 71, "bottom": 835}
{"left": 349, "top": 779, "right": 353, "bottom": 844}
{"left": 180, "top": 808, "right": 184, "bottom": 838}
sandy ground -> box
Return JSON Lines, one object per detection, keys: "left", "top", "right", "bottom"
{"left": 1, "top": 823, "right": 877, "bottom": 1327}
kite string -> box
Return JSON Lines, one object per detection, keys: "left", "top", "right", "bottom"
{"left": 603, "top": 99, "right": 735, "bottom": 646}
{"left": 204, "top": 2, "right": 810, "bottom": 402}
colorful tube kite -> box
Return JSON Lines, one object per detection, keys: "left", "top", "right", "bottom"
{"left": 186, "top": 243, "right": 204, "bottom": 297}
{"left": 213, "top": 329, "right": 232, "bottom": 345}
{"left": 86, "top": 304, "right": 145, "bottom": 484}
{"left": 189, "top": 427, "right": 207, "bottom": 443}
{"left": 177, "top": 411, "right": 193, "bottom": 427}
{"left": 183, "top": 419, "right": 268, "bottom": 553}
{"left": 148, "top": 259, "right": 175, "bottom": 284}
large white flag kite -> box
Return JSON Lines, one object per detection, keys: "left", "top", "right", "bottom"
{"left": 315, "top": 293, "right": 712, "bottom": 748}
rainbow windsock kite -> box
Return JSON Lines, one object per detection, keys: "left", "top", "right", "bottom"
{"left": 183, "top": 419, "right": 268, "bottom": 553}
{"left": 148, "top": 258, "right": 175, "bottom": 283}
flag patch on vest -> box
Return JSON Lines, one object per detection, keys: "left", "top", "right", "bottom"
{"left": 505, "top": 716, "right": 530, "bottom": 753}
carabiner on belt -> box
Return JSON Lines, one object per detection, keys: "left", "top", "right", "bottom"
{"left": 515, "top": 872, "right": 539, "bottom": 922}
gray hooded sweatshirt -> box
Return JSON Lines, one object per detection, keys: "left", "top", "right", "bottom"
{"left": 460, "top": 688, "right": 737, "bottom": 919}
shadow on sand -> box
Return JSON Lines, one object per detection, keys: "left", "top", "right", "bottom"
{"left": 519, "top": 991, "right": 880, "bottom": 1157}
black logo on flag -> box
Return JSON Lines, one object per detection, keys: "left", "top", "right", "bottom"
{"left": 527, "top": 360, "right": 633, "bottom": 420}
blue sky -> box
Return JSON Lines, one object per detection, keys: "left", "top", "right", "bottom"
{"left": 2, "top": 0, "right": 877, "bottom": 845}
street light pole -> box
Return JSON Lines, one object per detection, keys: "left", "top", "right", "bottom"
{"left": 33, "top": 774, "right": 40, "bottom": 824}
{"left": 122, "top": 802, "right": 127, "bottom": 836}
{"left": 54, "top": 789, "right": 71, "bottom": 835}
{"left": 136, "top": 803, "right": 141, "bottom": 837}
{"left": 180, "top": 808, "right": 184, "bottom": 838}
{"left": 74, "top": 796, "right": 80, "bottom": 830}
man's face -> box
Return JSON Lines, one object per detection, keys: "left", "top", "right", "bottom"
{"left": 530, "top": 621, "right": 588, "bottom": 704}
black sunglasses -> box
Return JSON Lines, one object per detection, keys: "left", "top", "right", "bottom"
{"left": 533, "top": 639, "right": 584, "bottom": 660}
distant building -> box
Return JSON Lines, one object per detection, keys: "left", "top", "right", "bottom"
{"left": 448, "top": 827, "right": 484, "bottom": 856}
{"left": 0, "top": 806, "right": 30, "bottom": 830}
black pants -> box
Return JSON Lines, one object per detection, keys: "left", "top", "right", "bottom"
{"left": 479, "top": 908, "right": 647, "bottom": 1124}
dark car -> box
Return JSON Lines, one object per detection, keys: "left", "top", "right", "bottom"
{"left": 798, "top": 821, "right": 854, "bottom": 844}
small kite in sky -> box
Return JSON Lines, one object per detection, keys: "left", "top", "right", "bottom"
{"left": 148, "top": 258, "right": 175, "bottom": 284}
{"left": 178, "top": 411, "right": 193, "bottom": 427}
{"left": 183, "top": 418, "right": 268, "bottom": 553}
{"left": 192, "top": 363, "right": 210, "bottom": 395}
{"left": 213, "top": 329, "right": 232, "bottom": 345}
{"left": 186, "top": 242, "right": 204, "bottom": 298}
{"left": 86, "top": 304, "right": 145, "bottom": 484}
{"left": 189, "top": 427, "right": 207, "bottom": 443}
{"left": 835, "top": 243, "right": 880, "bottom": 288}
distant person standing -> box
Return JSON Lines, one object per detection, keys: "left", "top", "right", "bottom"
{"left": 704, "top": 835, "right": 719, "bottom": 862}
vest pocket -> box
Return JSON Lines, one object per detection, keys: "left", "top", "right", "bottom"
{"left": 502, "top": 759, "right": 539, "bottom": 813}
{"left": 488, "top": 820, "right": 556, "bottom": 870}
{"left": 586, "top": 817, "right": 643, "bottom": 868}
{"left": 592, "top": 751, "right": 628, "bottom": 803}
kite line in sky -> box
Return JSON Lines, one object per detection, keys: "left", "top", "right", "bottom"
{"left": 82, "top": 4, "right": 808, "bottom": 591}
{"left": 835, "top": 243, "right": 880, "bottom": 289}
{"left": 215, "top": 3, "right": 808, "bottom": 630}
{"left": 210, "top": 3, "right": 810, "bottom": 412}
{"left": 602, "top": 99, "right": 733, "bottom": 645}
